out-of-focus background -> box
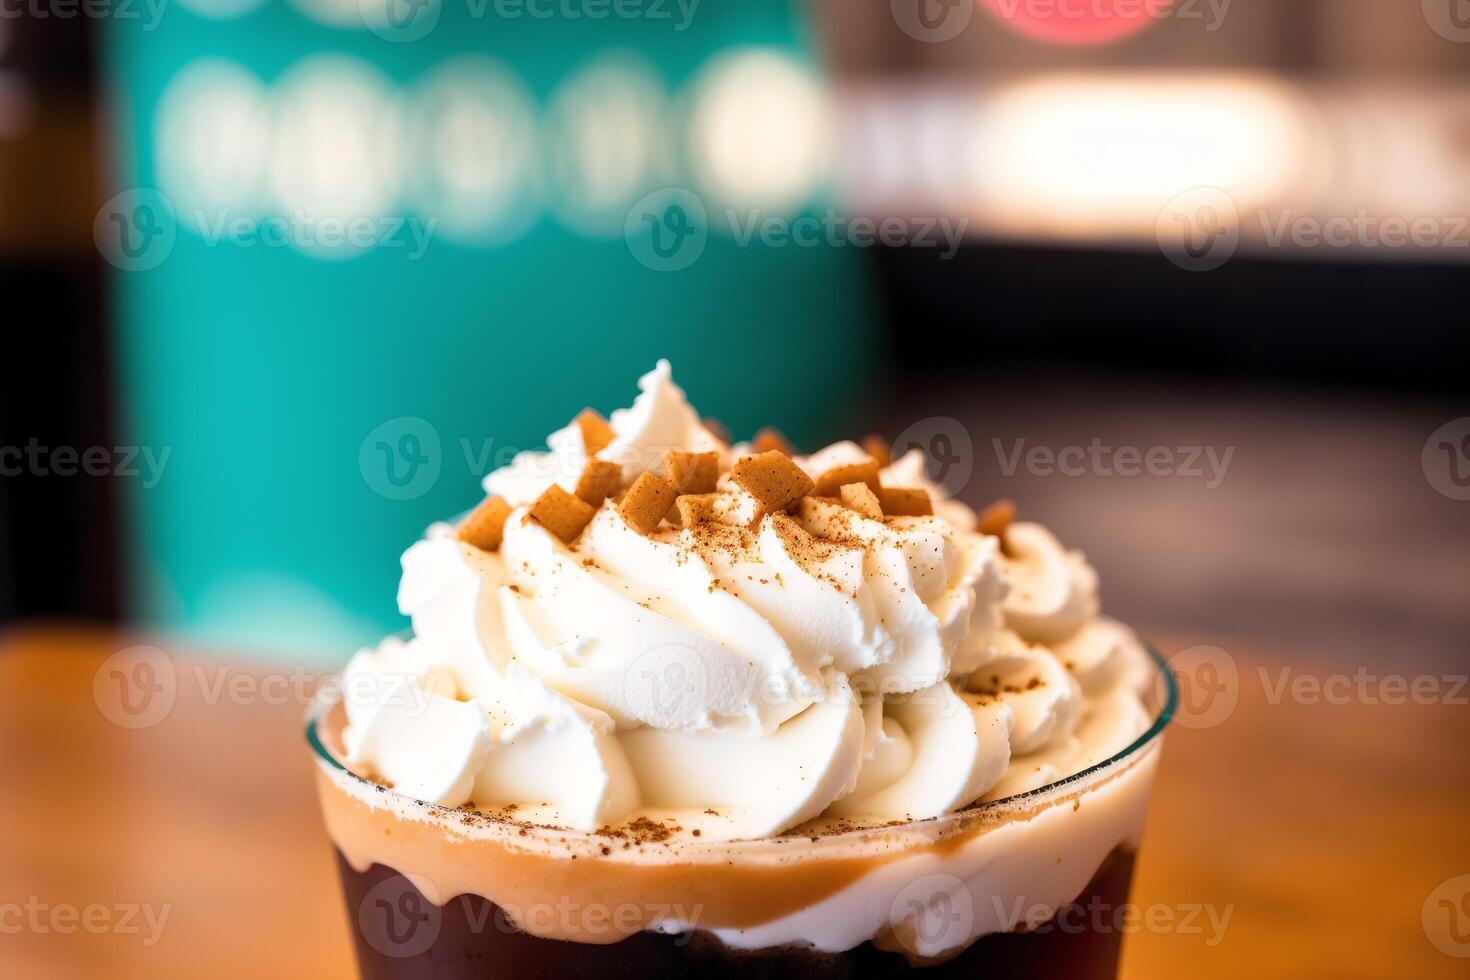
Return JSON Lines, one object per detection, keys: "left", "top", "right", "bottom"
{"left": 3, "top": 0, "right": 1466, "bottom": 662}
{"left": 2, "top": 1, "right": 1468, "bottom": 978}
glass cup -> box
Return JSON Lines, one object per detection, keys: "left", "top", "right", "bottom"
{"left": 308, "top": 645, "right": 1177, "bottom": 980}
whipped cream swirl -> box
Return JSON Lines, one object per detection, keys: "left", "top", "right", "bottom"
{"left": 342, "top": 361, "right": 1153, "bottom": 842}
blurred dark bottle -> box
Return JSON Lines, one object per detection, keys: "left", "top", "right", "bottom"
{"left": 0, "top": 16, "right": 119, "bottom": 624}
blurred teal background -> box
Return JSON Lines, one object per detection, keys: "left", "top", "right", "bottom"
{"left": 102, "top": 0, "right": 878, "bottom": 658}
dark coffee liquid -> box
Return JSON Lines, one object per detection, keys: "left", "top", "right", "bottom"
{"left": 337, "top": 848, "right": 1135, "bottom": 980}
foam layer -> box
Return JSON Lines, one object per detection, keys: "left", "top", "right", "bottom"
{"left": 314, "top": 702, "right": 1163, "bottom": 958}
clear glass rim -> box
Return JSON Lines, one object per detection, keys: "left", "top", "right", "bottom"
{"left": 306, "top": 641, "right": 1177, "bottom": 841}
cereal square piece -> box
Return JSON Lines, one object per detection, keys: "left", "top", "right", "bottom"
{"left": 575, "top": 408, "right": 615, "bottom": 455}
{"left": 530, "top": 485, "right": 596, "bottom": 543}
{"left": 574, "top": 458, "right": 623, "bottom": 507}
{"left": 977, "top": 498, "right": 1016, "bottom": 538}
{"left": 619, "top": 472, "right": 678, "bottom": 535}
{"left": 812, "top": 458, "right": 882, "bottom": 498}
{"left": 458, "top": 495, "right": 512, "bottom": 551}
{"left": 657, "top": 450, "right": 719, "bottom": 496}
{"left": 880, "top": 486, "right": 932, "bottom": 517}
{"left": 752, "top": 427, "right": 795, "bottom": 456}
{"left": 839, "top": 482, "right": 884, "bottom": 521}
{"left": 675, "top": 493, "right": 719, "bottom": 528}
{"left": 731, "top": 451, "right": 815, "bottom": 513}
{"left": 862, "top": 434, "right": 892, "bottom": 469}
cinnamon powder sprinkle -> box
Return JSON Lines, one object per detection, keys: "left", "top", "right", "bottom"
{"left": 595, "top": 816, "right": 681, "bottom": 845}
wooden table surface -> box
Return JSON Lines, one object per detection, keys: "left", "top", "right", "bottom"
{"left": 4, "top": 625, "right": 1468, "bottom": 979}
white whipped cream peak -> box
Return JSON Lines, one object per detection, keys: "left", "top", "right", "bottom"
{"left": 485, "top": 360, "right": 725, "bottom": 506}
{"left": 342, "top": 362, "right": 1152, "bottom": 841}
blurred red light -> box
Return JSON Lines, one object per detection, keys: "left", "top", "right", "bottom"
{"left": 978, "top": 0, "right": 1170, "bottom": 46}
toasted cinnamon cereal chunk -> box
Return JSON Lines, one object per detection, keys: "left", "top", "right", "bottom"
{"left": 880, "top": 486, "right": 932, "bottom": 517}
{"left": 574, "top": 458, "right": 623, "bottom": 507}
{"left": 862, "top": 434, "right": 892, "bottom": 469}
{"left": 752, "top": 427, "right": 795, "bottom": 456}
{"left": 812, "top": 458, "right": 882, "bottom": 498}
{"left": 458, "top": 495, "right": 512, "bottom": 551}
{"left": 731, "top": 451, "right": 815, "bottom": 512}
{"left": 675, "top": 493, "right": 719, "bottom": 528}
{"left": 977, "top": 498, "right": 1017, "bottom": 538}
{"left": 839, "top": 482, "right": 884, "bottom": 521}
{"left": 530, "top": 485, "right": 596, "bottom": 543}
{"left": 657, "top": 450, "right": 719, "bottom": 496}
{"left": 619, "top": 472, "right": 678, "bottom": 535}
{"left": 575, "top": 409, "right": 615, "bottom": 455}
